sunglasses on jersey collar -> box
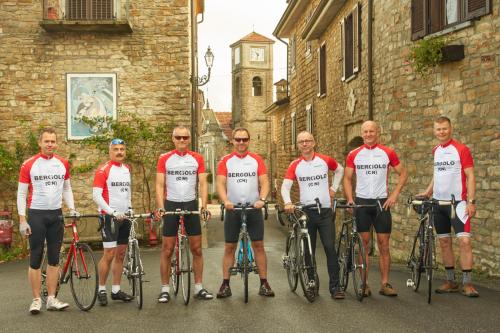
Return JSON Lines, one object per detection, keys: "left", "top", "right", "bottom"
{"left": 234, "top": 137, "right": 250, "bottom": 143}
{"left": 174, "top": 135, "right": 190, "bottom": 141}
{"left": 110, "top": 138, "right": 125, "bottom": 145}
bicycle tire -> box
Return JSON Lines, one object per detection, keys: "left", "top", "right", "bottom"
{"left": 180, "top": 236, "right": 191, "bottom": 305}
{"left": 298, "top": 236, "right": 316, "bottom": 303}
{"left": 132, "top": 241, "right": 143, "bottom": 309}
{"left": 351, "top": 234, "right": 367, "bottom": 302}
{"left": 337, "top": 226, "right": 349, "bottom": 292}
{"left": 408, "top": 222, "right": 424, "bottom": 292}
{"left": 69, "top": 243, "right": 98, "bottom": 311}
{"left": 242, "top": 233, "right": 249, "bottom": 303}
{"left": 170, "top": 245, "right": 179, "bottom": 295}
{"left": 285, "top": 233, "right": 298, "bottom": 291}
{"left": 425, "top": 230, "right": 434, "bottom": 304}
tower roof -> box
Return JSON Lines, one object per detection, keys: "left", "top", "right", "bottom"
{"left": 230, "top": 32, "right": 275, "bottom": 47}
{"left": 214, "top": 112, "right": 233, "bottom": 141}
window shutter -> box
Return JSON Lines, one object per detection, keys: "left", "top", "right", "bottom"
{"left": 411, "top": 0, "right": 426, "bottom": 40}
{"left": 341, "top": 19, "right": 345, "bottom": 81}
{"left": 353, "top": 3, "right": 361, "bottom": 74}
{"left": 67, "top": 0, "right": 113, "bottom": 20}
{"left": 465, "top": 0, "right": 491, "bottom": 21}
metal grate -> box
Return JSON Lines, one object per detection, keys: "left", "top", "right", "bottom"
{"left": 66, "top": 0, "right": 114, "bottom": 20}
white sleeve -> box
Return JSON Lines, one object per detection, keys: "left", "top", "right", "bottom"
{"left": 62, "top": 179, "right": 75, "bottom": 210}
{"left": 92, "top": 187, "right": 114, "bottom": 215}
{"left": 281, "top": 179, "right": 294, "bottom": 204}
{"left": 331, "top": 164, "right": 344, "bottom": 192}
{"left": 17, "top": 182, "right": 29, "bottom": 216}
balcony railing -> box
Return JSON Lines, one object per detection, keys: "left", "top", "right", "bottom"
{"left": 41, "top": 0, "right": 132, "bottom": 33}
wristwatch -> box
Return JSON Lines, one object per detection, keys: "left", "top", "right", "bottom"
{"left": 259, "top": 198, "right": 268, "bottom": 204}
{"left": 467, "top": 199, "right": 476, "bottom": 204}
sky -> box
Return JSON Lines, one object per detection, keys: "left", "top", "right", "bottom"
{"left": 197, "top": 0, "right": 288, "bottom": 112}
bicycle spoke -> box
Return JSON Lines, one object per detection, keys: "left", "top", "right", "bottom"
{"left": 352, "top": 234, "right": 367, "bottom": 302}
{"left": 298, "top": 236, "right": 316, "bottom": 303}
{"left": 337, "top": 228, "right": 349, "bottom": 292}
{"left": 242, "top": 235, "right": 249, "bottom": 303}
{"left": 133, "top": 242, "right": 143, "bottom": 309}
{"left": 284, "top": 234, "right": 298, "bottom": 292}
{"left": 69, "top": 243, "right": 98, "bottom": 311}
{"left": 180, "top": 236, "right": 191, "bottom": 305}
{"left": 426, "top": 231, "right": 434, "bottom": 304}
{"left": 407, "top": 222, "right": 424, "bottom": 292}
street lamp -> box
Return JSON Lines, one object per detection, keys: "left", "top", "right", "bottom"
{"left": 195, "top": 46, "right": 214, "bottom": 86}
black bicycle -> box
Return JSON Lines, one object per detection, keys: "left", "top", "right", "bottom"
{"left": 221, "top": 202, "right": 268, "bottom": 303}
{"left": 334, "top": 199, "right": 378, "bottom": 302}
{"left": 277, "top": 199, "right": 320, "bottom": 303}
{"left": 406, "top": 195, "right": 455, "bottom": 304}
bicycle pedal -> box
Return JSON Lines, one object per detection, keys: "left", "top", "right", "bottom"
{"left": 406, "top": 279, "right": 415, "bottom": 287}
{"left": 229, "top": 268, "right": 238, "bottom": 275}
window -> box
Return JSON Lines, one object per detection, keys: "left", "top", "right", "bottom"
{"left": 291, "top": 112, "right": 297, "bottom": 149}
{"left": 252, "top": 77, "right": 262, "bottom": 96}
{"left": 306, "top": 104, "right": 313, "bottom": 133}
{"left": 317, "top": 43, "right": 327, "bottom": 96}
{"left": 281, "top": 117, "right": 286, "bottom": 149}
{"left": 411, "top": 0, "right": 491, "bottom": 40}
{"left": 290, "top": 36, "right": 297, "bottom": 71}
{"left": 341, "top": 4, "right": 361, "bottom": 81}
{"left": 67, "top": 0, "right": 114, "bottom": 20}
{"left": 234, "top": 47, "right": 240, "bottom": 65}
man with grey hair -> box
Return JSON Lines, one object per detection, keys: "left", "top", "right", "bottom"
{"left": 343, "top": 121, "right": 408, "bottom": 297}
{"left": 281, "top": 131, "right": 345, "bottom": 299}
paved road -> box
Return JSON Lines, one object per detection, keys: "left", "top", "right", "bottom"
{"left": 1, "top": 210, "right": 499, "bottom": 333}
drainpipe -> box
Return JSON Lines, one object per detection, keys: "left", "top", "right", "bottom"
{"left": 190, "top": 0, "right": 199, "bottom": 150}
{"left": 367, "top": 0, "right": 373, "bottom": 120}
{"left": 275, "top": 36, "right": 289, "bottom": 98}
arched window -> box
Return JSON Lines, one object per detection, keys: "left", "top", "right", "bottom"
{"left": 252, "top": 77, "right": 262, "bottom": 96}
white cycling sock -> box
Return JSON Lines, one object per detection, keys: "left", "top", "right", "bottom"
{"left": 161, "top": 285, "right": 170, "bottom": 293}
{"left": 194, "top": 283, "right": 203, "bottom": 294}
{"left": 111, "top": 285, "right": 120, "bottom": 294}
{"left": 99, "top": 285, "right": 106, "bottom": 292}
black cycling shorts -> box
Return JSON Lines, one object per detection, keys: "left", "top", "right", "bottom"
{"left": 433, "top": 201, "right": 471, "bottom": 238}
{"left": 162, "top": 200, "right": 201, "bottom": 237}
{"left": 99, "top": 214, "right": 131, "bottom": 248}
{"left": 224, "top": 208, "right": 264, "bottom": 243}
{"left": 355, "top": 198, "right": 392, "bottom": 233}
{"left": 28, "top": 209, "right": 64, "bottom": 269}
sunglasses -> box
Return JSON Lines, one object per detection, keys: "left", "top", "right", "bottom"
{"left": 174, "top": 136, "right": 190, "bottom": 141}
{"left": 234, "top": 137, "right": 249, "bottom": 143}
{"left": 110, "top": 138, "right": 125, "bottom": 145}
{"left": 298, "top": 139, "right": 314, "bottom": 144}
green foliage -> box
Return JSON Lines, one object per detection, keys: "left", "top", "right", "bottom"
{"left": 0, "top": 245, "right": 26, "bottom": 263}
{"left": 409, "top": 37, "right": 446, "bottom": 77}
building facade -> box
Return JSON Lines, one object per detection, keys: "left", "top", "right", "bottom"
{"left": 271, "top": 0, "right": 499, "bottom": 276}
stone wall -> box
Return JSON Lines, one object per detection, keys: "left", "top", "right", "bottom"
{"left": 0, "top": 0, "right": 193, "bottom": 238}
{"left": 271, "top": 0, "right": 500, "bottom": 276}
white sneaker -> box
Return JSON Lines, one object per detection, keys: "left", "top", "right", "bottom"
{"left": 29, "top": 298, "right": 42, "bottom": 314}
{"left": 46, "top": 297, "right": 69, "bottom": 311}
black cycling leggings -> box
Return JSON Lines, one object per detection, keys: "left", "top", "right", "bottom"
{"left": 28, "top": 209, "right": 64, "bottom": 269}
{"left": 305, "top": 208, "right": 340, "bottom": 291}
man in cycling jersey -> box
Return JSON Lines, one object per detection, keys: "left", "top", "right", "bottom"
{"left": 281, "top": 131, "right": 345, "bottom": 299}
{"left": 154, "top": 126, "right": 212, "bottom": 302}
{"left": 216, "top": 127, "right": 274, "bottom": 298}
{"left": 343, "top": 121, "right": 408, "bottom": 297}
{"left": 17, "top": 127, "right": 77, "bottom": 314}
{"left": 419, "top": 116, "right": 479, "bottom": 297}
{"left": 93, "top": 138, "right": 133, "bottom": 306}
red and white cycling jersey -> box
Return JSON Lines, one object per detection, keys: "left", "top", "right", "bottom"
{"left": 18, "top": 153, "right": 70, "bottom": 210}
{"left": 284, "top": 154, "right": 340, "bottom": 208}
{"left": 432, "top": 139, "right": 473, "bottom": 201}
{"left": 346, "top": 144, "right": 400, "bottom": 199}
{"left": 217, "top": 152, "right": 267, "bottom": 205}
{"left": 93, "top": 161, "right": 131, "bottom": 214}
{"left": 157, "top": 150, "right": 205, "bottom": 202}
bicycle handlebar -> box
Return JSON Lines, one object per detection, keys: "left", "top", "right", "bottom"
{"left": 163, "top": 210, "right": 200, "bottom": 216}
{"left": 332, "top": 198, "right": 378, "bottom": 212}
{"left": 407, "top": 194, "right": 456, "bottom": 219}
{"left": 220, "top": 202, "right": 269, "bottom": 221}
{"left": 60, "top": 214, "right": 101, "bottom": 219}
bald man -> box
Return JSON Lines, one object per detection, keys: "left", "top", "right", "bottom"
{"left": 343, "top": 121, "right": 408, "bottom": 297}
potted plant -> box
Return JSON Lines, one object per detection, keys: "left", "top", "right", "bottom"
{"left": 409, "top": 37, "right": 464, "bottom": 77}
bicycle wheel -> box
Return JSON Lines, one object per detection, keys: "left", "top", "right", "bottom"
{"left": 242, "top": 234, "right": 249, "bottom": 303}
{"left": 408, "top": 223, "right": 424, "bottom": 292}
{"left": 171, "top": 241, "right": 180, "bottom": 295}
{"left": 351, "top": 234, "right": 367, "bottom": 302}
{"left": 285, "top": 233, "right": 298, "bottom": 292}
{"left": 336, "top": 226, "right": 349, "bottom": 292}
{"left": 425, "top": 230, "right": 434, "bottom": 304}
{"left": 298, "top": 236, "right": 316, "bottom": 303}
{"left": 69, "top": 243, "right": 98, "bottom": 311}
{"left": 132, "top": 241, "right": 143, "bottom": 309}
{"left": 179, "top": 236, "right": 191, "bottom": 305}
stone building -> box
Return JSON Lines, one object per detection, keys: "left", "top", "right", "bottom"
{"left": 270, "top": 0, "right": 499, "bottom": 276}
{"left": 230, "top": 32, "right": 274, "bottom": 162}
{"left": 0, "top": 0, "right": 206, "bottom": 238}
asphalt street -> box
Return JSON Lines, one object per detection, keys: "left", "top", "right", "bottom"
{"left": 0, "top": 208, "right": 499, "bottom": 333}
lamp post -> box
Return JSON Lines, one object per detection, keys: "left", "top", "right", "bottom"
{"left": 195, "top": 46, "right": 214, "bottom": 86}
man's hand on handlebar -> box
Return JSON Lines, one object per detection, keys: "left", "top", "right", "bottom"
{"left": 284, "top": 203, "right": 295, "bottom": 214}
{"left": 201, "top": 207, "right": 211, "bottom": 222}
{"left": 254, "top": 199, "right": 265, "bottom": 209}
{"left": 154, "top": 208, "right": 164, "bottom": 221}
{"left": 224, "top": 201, "right": 234, "bottom": 210}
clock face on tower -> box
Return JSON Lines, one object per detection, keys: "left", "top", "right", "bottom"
{"left": 250, "top": 47, "right": 265, "bottom": 62}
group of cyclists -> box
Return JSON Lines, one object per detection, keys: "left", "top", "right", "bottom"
{"left": 17, "top": 115, "right": 479, "bottom": 314}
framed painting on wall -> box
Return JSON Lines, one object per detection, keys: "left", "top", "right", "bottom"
{"left": 66, "top": 73, "right": 117, "bottom": 140}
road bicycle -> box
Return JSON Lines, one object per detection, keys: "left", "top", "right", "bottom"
{"left": 333, "top": 199, "right": 378, "bottom": 302}
{"left": 406, "top": 195, "right": 455, "bottom": 304}
{"left": 120, "top": 209, "right": 151, "bottom": 309}
{"left": 221, "top": 202, "right": 268, "bottom": 303}
{"left": 276, "top": 198, "right": 320, "bottom": 303}
{"left": 163, "top": 209, "right": 201, "bottom": 306}
{"left": 40, "top": 214, "right": 100, "bottom": 311}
